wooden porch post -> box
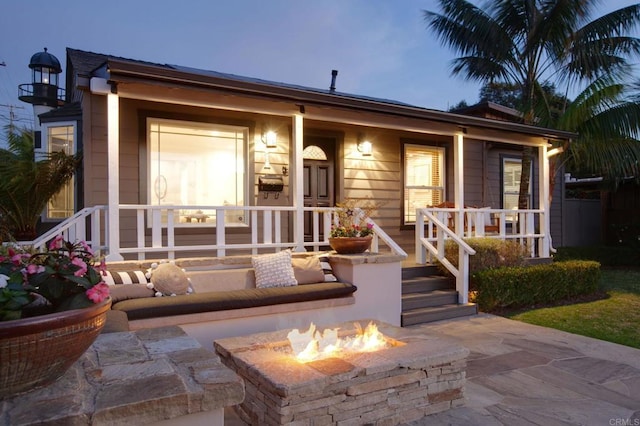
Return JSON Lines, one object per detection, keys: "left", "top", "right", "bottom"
{"left": 539, "top": 144, "right": 550, "bottom": 257}
{"left": 106, "top": 92, "right": 123, "bottom": 261}
{"left": 453, "top": 133, "right": 465, "bottom": 234}
{"left": 291, "top": 114, "right": 305, "bottom": 251}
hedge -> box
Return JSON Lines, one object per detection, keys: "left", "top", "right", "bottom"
{"left": 474, "top": 260, "right": 601, "bottom": 312}
{"left": 554, "top": 246, "right": 639, "bottom": 267}
{"left": 437, "top": 237, "right": 528, "bottom": 276}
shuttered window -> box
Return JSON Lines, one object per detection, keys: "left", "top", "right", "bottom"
{"left": 404, "top": 144, "right": 445, "bottom": 224}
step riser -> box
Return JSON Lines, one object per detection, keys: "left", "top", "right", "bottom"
{"left": 401, "top": 305, "right": 477, "bottom": 326}
{"left": 402, "top": 294, "right": 458, "bottom": 310}
{"left": 402, "top": 279, "right": 452, "bottom": 294}
{"left": 402, "top": 265, "right": 442, "bottom": 280}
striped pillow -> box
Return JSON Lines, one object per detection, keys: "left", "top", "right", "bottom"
{"left": 103, "top": 270, "right": 150, "bottom": 286}
{"left": 317, "top": 255, "right": 337, "bottom": 282}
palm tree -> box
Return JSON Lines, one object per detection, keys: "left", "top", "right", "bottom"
{"left": 554, "top": 74, "right": 640, "bottom": 183}
{"left": 424, "top": 0, "right": 640, "bottom": 207}
{"left": 0, "top": 126, "right": 80, "bottom": 241}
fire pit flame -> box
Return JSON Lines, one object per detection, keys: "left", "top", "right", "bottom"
{"left": 287, "top": 321, "right": 390, "bottom": 362}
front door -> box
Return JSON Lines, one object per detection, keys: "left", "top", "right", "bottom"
{"left": 303, "top": 136, "right": 335, "bottom": 241}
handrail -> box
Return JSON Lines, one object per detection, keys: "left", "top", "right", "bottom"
{"left": 366, "top": 217, "right": 408, "bottom": 259}
{"left": 18, "top": 206, "right": 107, "bottom": 252}
{"left": 415, "top": 208, "right": 476, "bottom": 304}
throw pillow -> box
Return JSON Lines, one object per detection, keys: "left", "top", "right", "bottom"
{"left": 292, "top": 256, "right": 325, "bottom": 284}
{"left": 102, "top": 270, "right": 149, "bottom": 286}
{"left": 252, "top": 250, "right": 298, "bottom": 288}
{"left": 317, "top": 255, "right": 338, "bottom": 282}
{"left": 149, "top": 263, "right": 191, "bottom": 296}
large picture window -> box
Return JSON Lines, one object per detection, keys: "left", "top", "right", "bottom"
{"left": 404, "top": 144, "right": 445, "bottom": 224}
{"left": 46, "top": 124, "right": 75, "bottom": 219}
{"left": 148, "top": 118, "right": 247, "bottom": 226}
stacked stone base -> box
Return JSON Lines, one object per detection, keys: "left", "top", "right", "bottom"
{"left": 214, "top": 320, "right": 468, "bottom": 426}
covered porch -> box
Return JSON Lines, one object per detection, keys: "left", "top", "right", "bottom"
{"left": 25, "top": 48, "right": 575, "bottom": 325}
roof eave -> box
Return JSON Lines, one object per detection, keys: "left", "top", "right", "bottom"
{"left": 103, "top": 58, "right": 577, "bottom": 141}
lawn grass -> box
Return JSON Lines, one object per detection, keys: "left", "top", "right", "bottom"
{"left": 506, "top": 268, "right": 640, "bottom": 349}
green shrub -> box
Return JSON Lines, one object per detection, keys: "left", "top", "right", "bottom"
{"left": 474, "top": 260, "right": 601, "bottom": 312}
{"left": 554, "top": 245, "right": 639, "bottom": 267}
{"left": 437, "top": 237, "right": 528, "bottom": 277}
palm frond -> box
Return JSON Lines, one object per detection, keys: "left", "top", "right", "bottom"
{"left": 0, "top": 125, "right": 80, "bottom": 240}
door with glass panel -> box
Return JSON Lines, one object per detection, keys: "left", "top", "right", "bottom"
{"left": 303, "top": 136, "right": 335, "bottom": 242}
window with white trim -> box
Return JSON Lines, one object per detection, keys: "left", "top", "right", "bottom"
{"left": 502, "top": 157, "right": 531, "bottom": 210}
{"left": 46, "top": 124, "right": 75, "bottom": 219}
{"left": 404, "top": 144, "right": 445, "bottom": 224}
{"left": 148, "top": 118, "right": 247, "bottom": 226}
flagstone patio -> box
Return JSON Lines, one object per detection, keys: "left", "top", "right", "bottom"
{"left": 404, "top": 314, "right": 640, "bottom": 425}
{"left": 224, "top": 314, "right": 640, "bottom": 425}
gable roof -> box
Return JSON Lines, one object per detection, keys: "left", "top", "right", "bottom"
{"left": 66, "top": 48, "right": 576, "bottom": 142}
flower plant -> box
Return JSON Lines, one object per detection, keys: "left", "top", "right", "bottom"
{"left": 0, "top": 236, "right": 109, "bottom": 321}
{"left": 329, "top": 198, "right": 379, "bottom": 238}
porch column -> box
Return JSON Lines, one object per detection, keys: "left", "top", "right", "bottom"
{"left": 453, "top": 132, "right": 465, "bottom": 234}
{"left": 291, "top": 114, "right": 305, "bottom": 251}
{"left": 106, "top": 92, "right": 123, "bottom": 261}
{"left": 539, "top": 145, "right": 550, "bottom": 257}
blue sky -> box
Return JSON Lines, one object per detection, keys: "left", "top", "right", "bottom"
{"left": 0, "top": 0, "right": 637, "bottom": 128}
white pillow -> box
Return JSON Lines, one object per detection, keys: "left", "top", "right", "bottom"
{"left": 252, "top": 250, "right": 298, "bottom": 288}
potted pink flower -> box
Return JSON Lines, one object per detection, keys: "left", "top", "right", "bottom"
{"left": 0, "top": 236, "right": 111, "bottom": 397}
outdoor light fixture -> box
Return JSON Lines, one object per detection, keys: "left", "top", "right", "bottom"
{"left": 357, "top": 139, "right": 373, "bottom": 156}
{"left": 263, "top": 130, "right": 277, "bottom": 148}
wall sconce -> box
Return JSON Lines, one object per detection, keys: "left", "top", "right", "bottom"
{"left": 263, "top": 130, "right": 277, "bottom": 148}
{"left": 357, "top": 139, "right": 373, "bottom": 156}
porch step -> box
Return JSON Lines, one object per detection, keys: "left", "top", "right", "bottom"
{"left": 401, "top": 304, "right": 478, "bottom": 327}
{"left": 402, "top": 276, "right": 452, "bottom": 294}
{"left": 402, "top": 290, "right": 458, "bottom": 311}
{"left": 400, "top": 265, "right": 477, "bottom": 326}
{"left": 402, "top": 265, "right": 441, "bottom": 280}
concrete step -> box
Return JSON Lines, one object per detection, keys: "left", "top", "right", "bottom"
{"left": 401, "top": 303, "right": 477, "bottom": 327}
{"left": 402, "top": 276, "right": 453, "bottom": 294}
{"left": 402, "top": 290, "right": 458, "bottom": 311}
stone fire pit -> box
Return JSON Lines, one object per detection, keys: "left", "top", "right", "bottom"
{"left": 214, "top": 320, "right": 468, "bottom": 425}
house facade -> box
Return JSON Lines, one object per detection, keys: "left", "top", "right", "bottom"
{"left": 33, "top": 48, "right": 574, "bottom": 268}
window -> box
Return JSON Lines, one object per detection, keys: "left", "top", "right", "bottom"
{"left": 502, "top": 157, "right": 531, "bottom": 210}
{"left": 404, "top": 144, "right": 445, "bottom": 224}
{"left": 148, "top": 118, "right": 247, "bottom": 226}
{"left": 46, "top": 124, "right": 75, "bottom": 219}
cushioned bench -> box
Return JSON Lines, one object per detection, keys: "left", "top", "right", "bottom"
{"left": 112, "top": 281, "right": 357, "bottom": 320}
{"left": 103, "top": 252, "right": 356, "bottom": 335}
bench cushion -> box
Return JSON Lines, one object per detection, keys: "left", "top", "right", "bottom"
{"left": 112, "top": 282, "right": 357, "bottom": 320}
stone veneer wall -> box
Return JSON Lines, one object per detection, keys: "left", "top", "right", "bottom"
{"left": 214, "top": 320, "right": 468, "bottom": 426}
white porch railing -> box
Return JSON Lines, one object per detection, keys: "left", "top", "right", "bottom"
{"left": 18, "top": 205, "right": 407, "bottom": 260}
{"left": 415, "top": 209, "right": 476, "bottom": 304}
{"left": 415, "top": 206, "right": 549, "bottom": 304}
{"left": 423, "top": 206, "right": 547, "bottom": 256}
{"left": 28, "top": 206, "right": 108, "bottom": 252}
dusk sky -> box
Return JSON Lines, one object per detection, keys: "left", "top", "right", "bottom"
{"left": 1, "top": 0, "right": 637, "bottom": 129}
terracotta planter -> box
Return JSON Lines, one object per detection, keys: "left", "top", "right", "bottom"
{"left": 0, "top": 298, "right": 111, "bottom": 398}
{"left": 328, "top": 236, "right": 373, "bottom": 254}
